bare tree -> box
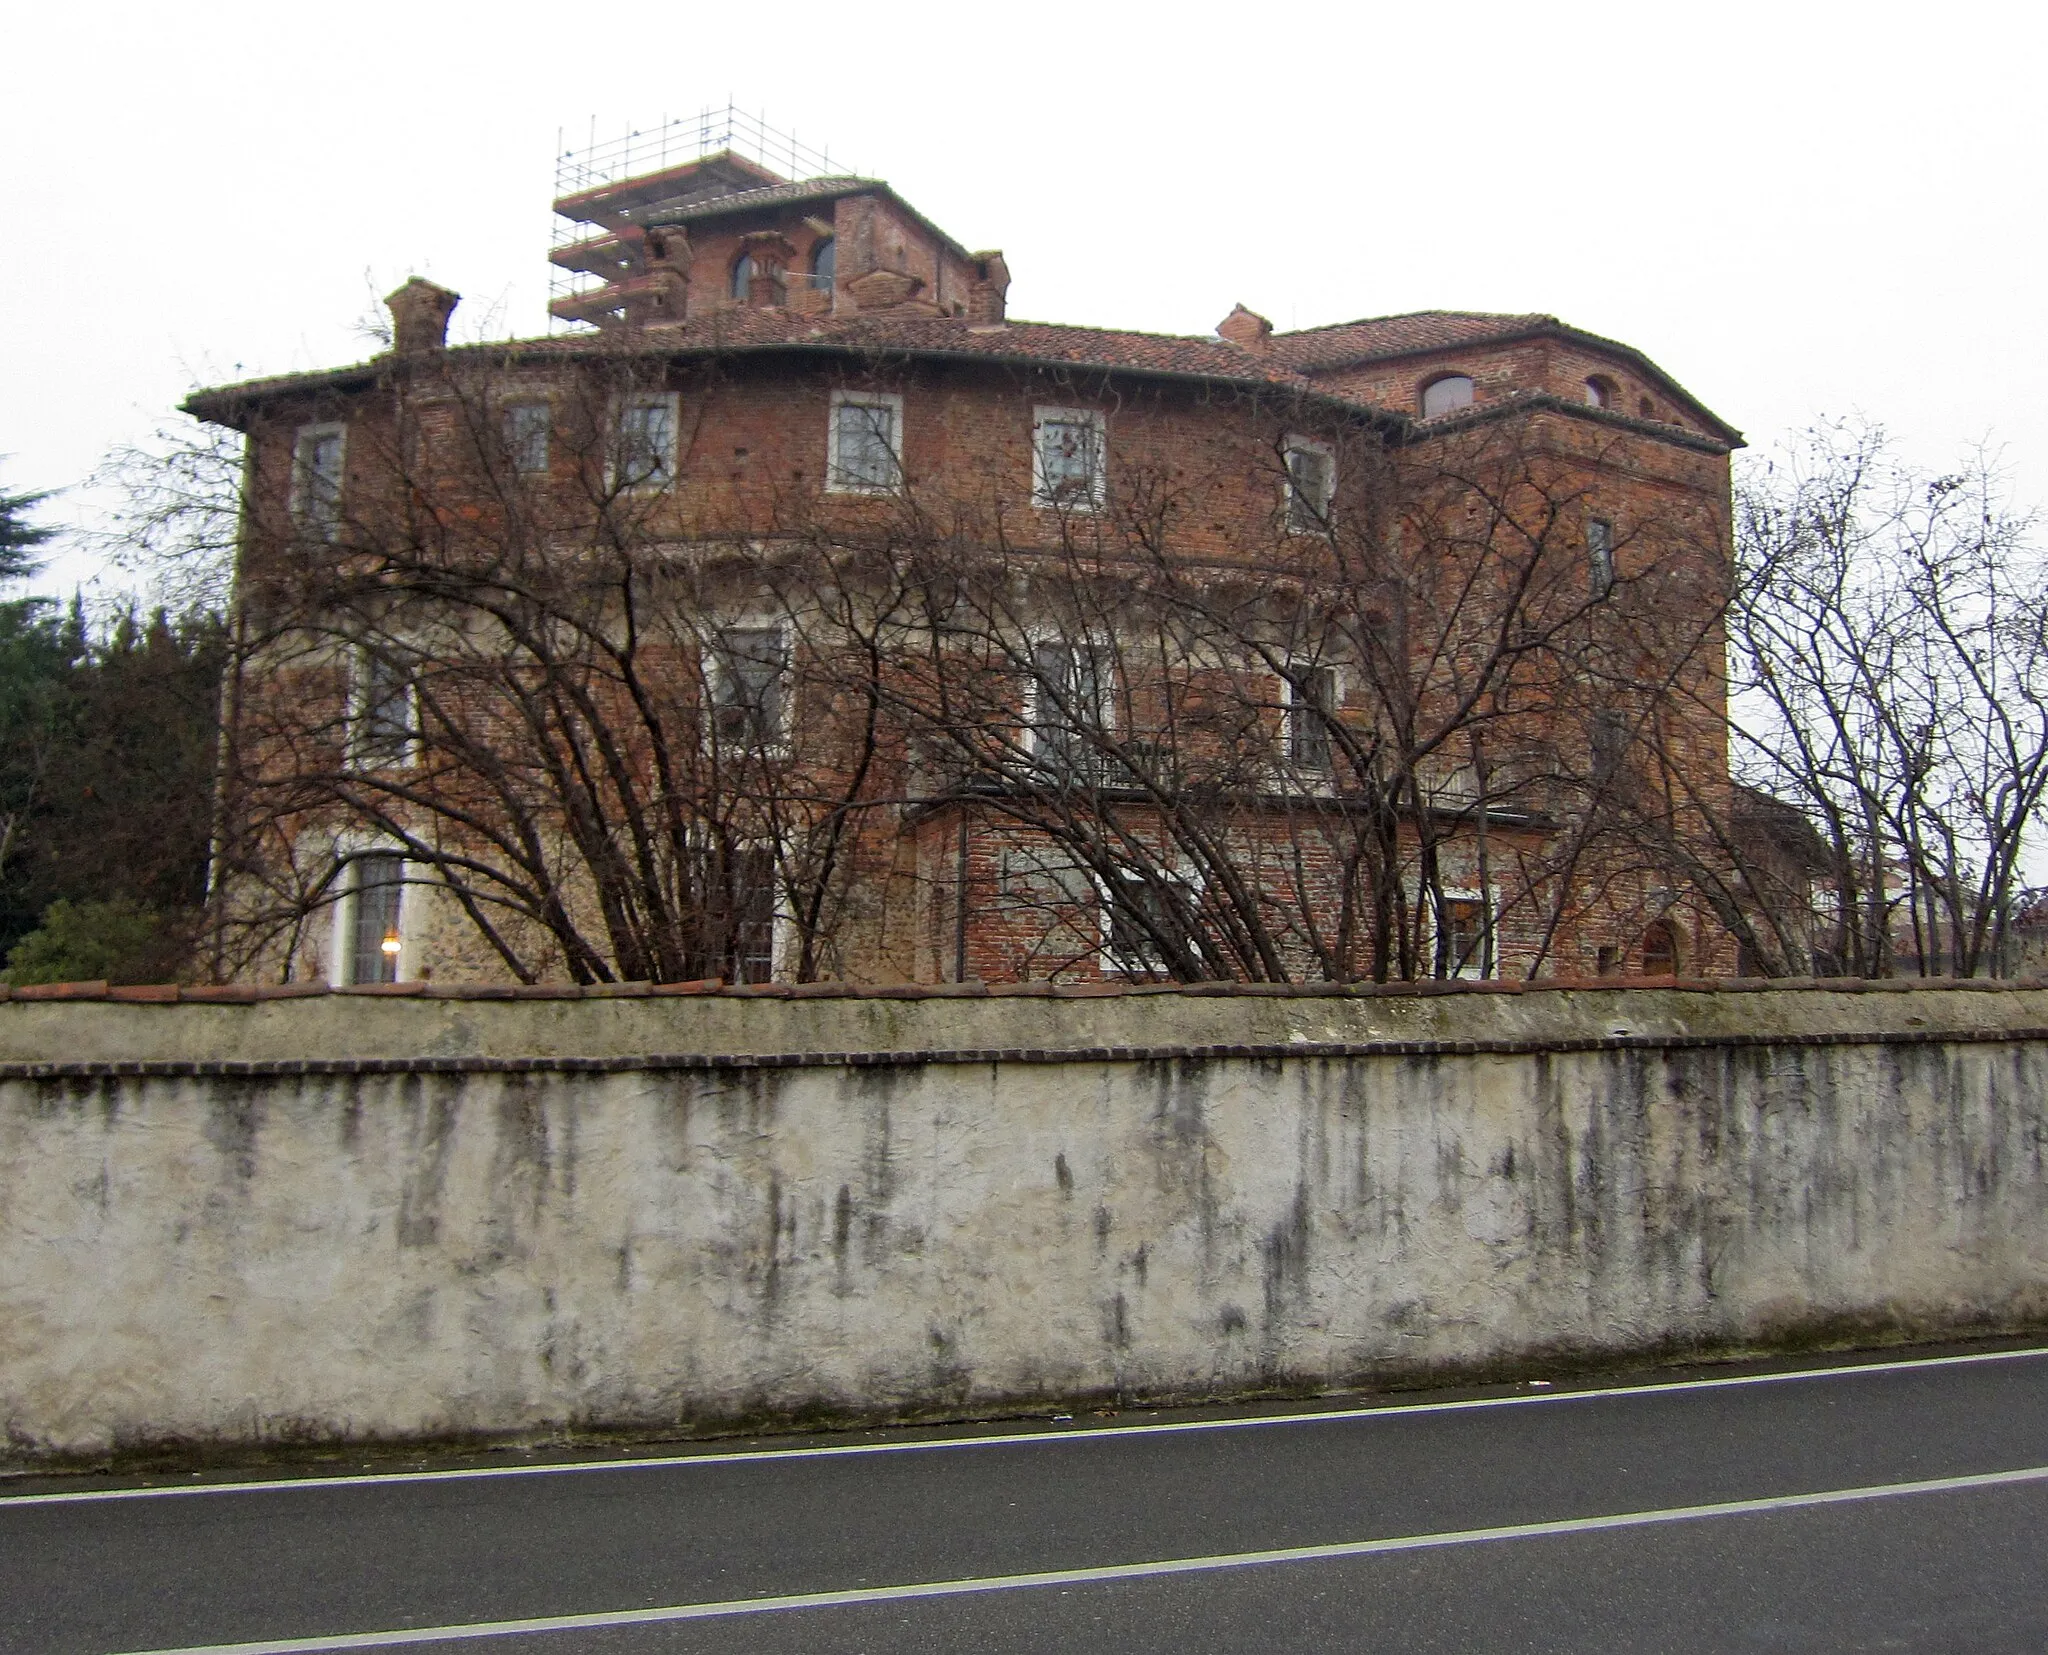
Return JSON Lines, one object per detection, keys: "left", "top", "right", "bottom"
{"left": 824, "top": 396, "right": 1730, "bottom": 982}
{"left": 1717, "top": 422, "right": 2048, "bottom": 977}
{"left": 209, "top": 351, "right": 904, "bottom": 984}
{"left": 172, "top": 344, "right": 1736, "bottom": 987}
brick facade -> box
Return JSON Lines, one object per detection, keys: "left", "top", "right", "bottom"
{"left": 187, "top": 150, "right": 1742, "bottom": 989}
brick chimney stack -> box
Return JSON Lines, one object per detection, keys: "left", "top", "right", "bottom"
{"left": 967, "top": 251, "right": 1010, "bottom": 325}
{"left": 385, "top": 277, "right": 461, "bottom": 354}
{"left": 1216, "top": 303, "right": 1273, "bottom": 353}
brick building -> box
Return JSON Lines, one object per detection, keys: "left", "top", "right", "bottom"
{"left": 186, "top": 140, "right": 1743, "bottom": 989}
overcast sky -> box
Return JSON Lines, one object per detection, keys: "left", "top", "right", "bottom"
{"left": 6, "top": 1, "right": 2043, "bottom": 594}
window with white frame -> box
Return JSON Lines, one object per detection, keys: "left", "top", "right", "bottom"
{"left": 1587, "top": 517, "right": 1616, "bottom": 596}
{"left": 340, "top": 852, "right": 406, "bottom": 985}
{"left": 1029, "top": 638, "right": 1114, "bottom": 780}
{"left": 614, "top": 394, "right": 677, "bottom": 489}
{"left": 827, "top": 391, "right": 903, "bottom": 493}
{"left": 1284, "top": 438, "right": 1336, "bottom": 533}
{"left": 1102, "top": 864, "right": 1204, "bottom": 978}
{"left": 1435, "top": 889, "right": 1491, "bottom": 979}
{"left": 504, "top": 402, "right": 551, "bottom": 474}
{"left": 1283, "top": 664, "right": 1338, "bottom": 771}
{"left": 690, "top": 840, "right": 780, "bottom": 983}
{"left": 350, "top": 645, "right": 418, "bottom": 770}
{"left": 1032, "top": 408, "right": 1106, "bottom": 509}
{"left": 292, "top": 423, "right": 346, "bottom": 540}
{"left": 708, "top": 624, "right": 792, "bottom": 751}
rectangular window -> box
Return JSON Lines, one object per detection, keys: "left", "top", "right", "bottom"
{"left": 1103, "top": 866, "right": 1202, "bottom": 978}
{"left": 692, "top": 842, "right": 779, "bottom": 983}
{"left": 709, "top": 625, "right": 791, "bottom": 750}
{"left": 1033, "top": 408, "right": 1106, "bottom": 509}
{"left": 827, "top": 391, "right": 903, "bottom": 492}
{"left": 346, "top": 853, "right": 405, "bottom": 985}
{"left": 1591, "top": 708, "right": 1629, "bottom": 784}
{"left": 1030, "top": 639, "right": 1113, "bottom": 779}
{"left": 1438, "top": 893, "right": 1490, "bottom": 979}
{"left": 292, "top": 424, "right": 346, "bottom": 540}
{"left": 1284, "top": 439, "right": 1336, "bottom": 533}
{"left": 504, "top": 403, "right": 551, "bottom": 474}
{"left": 1588, "top": 517, "right": 1616, "bottom": 596}
{"left": 1284, "top": 665, "right": 1337, "bottom": 771}
{"left": 351, "top": 647, "right": 417, "bottom": 769}
{"left": 615, "top": 395, "right": 677, "bottom": 489}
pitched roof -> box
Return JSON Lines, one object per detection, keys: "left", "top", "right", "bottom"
{"left": 183, "top": 311, "right": 1354, "bottom": 424}
{"left": 1269, "top": 311, "right": 1560, "bottom": 372}
{"left": 182, "top": 309, "right": 1735, "bottom": 450}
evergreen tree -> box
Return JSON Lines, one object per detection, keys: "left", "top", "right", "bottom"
{"left": 0, "top": 483, "right": 226, "bottom": 978}
{"left": 0, "top": 482, "right": 56, "bottom": 584}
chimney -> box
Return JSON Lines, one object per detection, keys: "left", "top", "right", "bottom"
{"left": 967, "top": 251, "right": 1010, "bottom": 325}
{"left": 385, "top": 277, "right": 461, "bottom": 354}
{"left": 1216, "top": 303, "right": 1273, "bottom": 353}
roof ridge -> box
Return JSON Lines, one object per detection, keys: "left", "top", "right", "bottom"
{"left": 1272, "top": 309, "right": 1554, "bottom": 340}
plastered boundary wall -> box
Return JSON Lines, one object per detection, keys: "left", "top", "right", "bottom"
{"left": 5, "top": 981, "right": 2048, "bottom": 1464}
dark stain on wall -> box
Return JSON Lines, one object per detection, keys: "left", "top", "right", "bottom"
{"left": 1104, "top": 1291, "right": 1130, "bottom": 1351}
{"left": 396, "top": 1078, "right": 459, "bottom": 1249}
{"left": 202, "top": 1083, "right": 265, "bottom": 1185}
{"left": 832, "top": 1182, "right": 854, "bottom": 1293}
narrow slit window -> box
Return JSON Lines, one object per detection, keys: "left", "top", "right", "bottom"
{"left": 1588, "top": 517, "right": 1616, "bottom": 596}
{"left": 1285, "top": 666, "right": 1337, "bottom": 770}
{"left": 352, "top": 647, "right": 417, "bottom": 770}
{"left": 347, "top": 853, "right": 404, "bottom": 985}
{"left": 293, "top": 425, "right": 346, "bottom": 540}
{"left": 1284, "top": 440, "right": 1336, "bottom": 533}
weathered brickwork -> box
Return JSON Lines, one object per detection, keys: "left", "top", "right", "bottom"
{"left": 188, "top": 152, "right": 1741, "bottom": 990}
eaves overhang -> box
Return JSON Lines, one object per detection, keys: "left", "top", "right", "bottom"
{"left": 183, "top": 337, "right": 1414, "bottom": 441}
{"left": 1404, "top": 389, "right": 1742, "bottom": 456}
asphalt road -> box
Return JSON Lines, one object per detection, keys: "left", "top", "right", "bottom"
{"left": 7, "top": 1344, "right": 2048, "bottom": 1654}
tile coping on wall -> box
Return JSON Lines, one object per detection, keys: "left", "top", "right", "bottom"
{"left": 5, "top": 1025, "right": 2048, "bottom": 1081}
{"left": 6, "top": 975, "right": 2048, "bottom": 1005}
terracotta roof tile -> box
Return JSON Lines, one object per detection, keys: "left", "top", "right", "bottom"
{"left": 186, "top": 312, "right": 1341, "bottom": 415}
{"left": 1268, "top": 311, "right": 1559, "bottom": 372}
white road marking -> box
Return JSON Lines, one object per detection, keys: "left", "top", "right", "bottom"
{"left": 105, "top": 1461, "right": 2048, "bottom": 1654}
{"left": 5, "top": 1342, "right": 2043, "bottom": 1510}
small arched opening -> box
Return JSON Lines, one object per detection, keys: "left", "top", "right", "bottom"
{"left": 1584, "top": 375, "right": 1617, "bottom": 409}
{"left": 810, "top": 237, "right": 836, "bottom": 286}
{"left": 1638, "top": 918, "right": 1681, "bottom": 977}
{"left": 1420, "top": 374, "right": 1475, "bottom": 419}
{"left": 731, "top": 254, "right": 757, "bottom": 301}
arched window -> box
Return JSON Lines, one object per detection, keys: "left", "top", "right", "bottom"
{"left": 1584, "top": 375, "right": 1616, "bottom": 409}
{"left": 731, "top": 254, "right": 756, "bottom": 301}
{"left": 1639, "top": 919, "right": 1678, "bottom": 976}
{"left": 1638, "top": 395, "right": 1656, "bottom": 419}
{"left": 810, "top": 237, "right": 835, "bottom": 286}
{"left": 1420, "top": 375, "right": 1474, "bottom": 419}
